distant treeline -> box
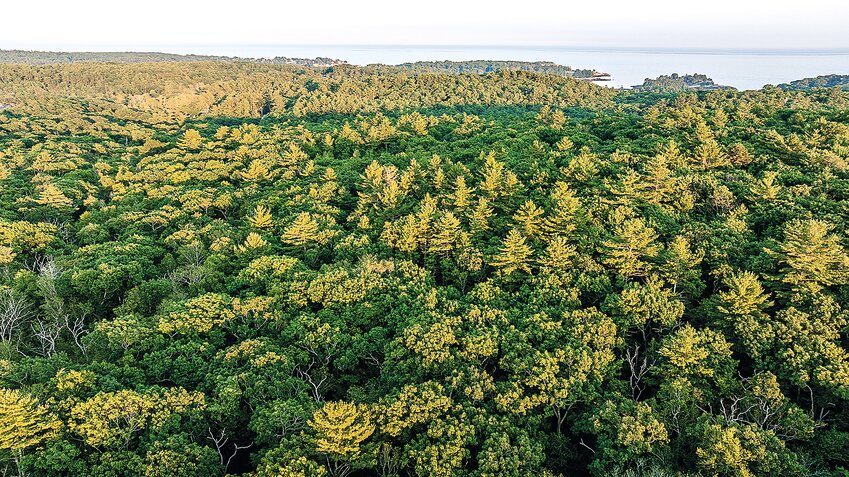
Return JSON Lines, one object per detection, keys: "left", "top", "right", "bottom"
{"left": 780, "top": 74, "right": 849, "bottom": 91}
{"left": 633, "top": 73, "right": 734, "bottom": 92}
{"left": 0, "top": 51, "right": 606, "bottom": 79}
{"left": 0, "top": 49, "right": 347, "bottom": 67}
{"left": 386, "top": 60, "right": 601, "bottom": 78}
{"left": 0, "top": 62, "right": 615, "bottom": 119}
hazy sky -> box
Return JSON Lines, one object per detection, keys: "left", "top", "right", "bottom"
{"left": 3, "top": 0, "right": 849, "bottom": 50}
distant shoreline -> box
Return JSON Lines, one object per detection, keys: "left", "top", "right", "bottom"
{"left": 1, "top": 47, "right": 847, "bottom": 91}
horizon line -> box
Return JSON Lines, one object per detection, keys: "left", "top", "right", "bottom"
{"left": 4, "top": 44, "right": 849, "bottom": 55}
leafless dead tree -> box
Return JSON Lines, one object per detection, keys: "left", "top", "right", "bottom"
{"left": 31, "top": 317, "right": 62, "bottom": 357}
{"left": 0, "top": 288, "right": 31, "bottom": 351}
{"left": 64, "top": 313, "right": 88, "bottom": 357}
{"left": 167, "top": 244, "right": 209, "bottom": 295}
{"left": 296, "top": 359, "right": 330, "bottom": 403}
{"left": 207, "top": 427, "right": 252, "bottom": 475}
{"left": 624, "top": 345, "right": 654, "bottom": 401}
{"left": 46, "top": 218, "right": 74, "bottom": 244}
{"left": 295, "top": 335, "right": 339, "bottom": 403}
{"left": 32, "top": 257, "right": 66, "bottom": 357}
{"left": 23, "top": 255, "right": 52, "bottom": 274}
{"left": 378, "top": 443, "right": 401, "bottom": 477}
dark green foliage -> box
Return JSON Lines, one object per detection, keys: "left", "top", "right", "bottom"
{"left": 0, "top": 62, "right": 849, "bottom": 477}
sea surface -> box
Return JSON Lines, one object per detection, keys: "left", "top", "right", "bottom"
{"left": 104, "top": 44, "right": 849, "bottom": 90}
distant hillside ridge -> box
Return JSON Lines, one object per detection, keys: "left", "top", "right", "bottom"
{"left": 633, "top": 73, "right": 734, "bottom": 92}
{"left": 0, "top": 51, "right": 613, "bottom": 80}
{"left": 391, "top": 60, "right": 610, "bottom": 80}
{"left": 0, "top": 49, "right": 347, "bottom": 67}
{"left": 779, "top": 74, "right": 849, "bottom": 91}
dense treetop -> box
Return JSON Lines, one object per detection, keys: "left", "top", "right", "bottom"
{"left": 2, "top": 61, "right": 849, "bottom": 477}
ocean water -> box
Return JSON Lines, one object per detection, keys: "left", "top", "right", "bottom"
{"left": 154, "top": 44, "right": 849, "bottom": 90}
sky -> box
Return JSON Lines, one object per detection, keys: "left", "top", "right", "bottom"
{"left": 2, "top": 0, "right": 849, "bottom": 51}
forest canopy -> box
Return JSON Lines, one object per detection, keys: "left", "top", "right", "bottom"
{"left": 2, "top": 60, "right": 849, "bottom": 477}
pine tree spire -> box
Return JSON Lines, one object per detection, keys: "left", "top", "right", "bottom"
{"left": 491, "top": 229, "right": 534, "bottom": 275}
{"left": 248, "top": 205, "right": 274, "bottom": 229}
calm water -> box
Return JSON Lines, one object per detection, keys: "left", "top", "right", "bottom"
{"left": 155, "top": 44, "right": 849, "bottom": 90}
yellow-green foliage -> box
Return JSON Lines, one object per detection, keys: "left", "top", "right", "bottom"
{"left": 69, "top": 388, "right": 204, "bottom": 448}
{"left": 310, "top": 401, "right": 375, "bottom": 459}
{"left": 0, "top": 388, "right": 61, "bottom": 451}
{"left": 0, "top": 219, "right": 56, "bottom": 251}
{"left": 248, "top": 205, "right": 274, "bottom": 229}
{"left": 158, "top": 293, "right": 236, "bottom": 334}
{"left": 0, "top": 61, "right": 848, "bottom": 477}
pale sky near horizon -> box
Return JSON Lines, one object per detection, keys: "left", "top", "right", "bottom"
{"left": 3, "top": 0, "right": 849, "bottom": 50}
